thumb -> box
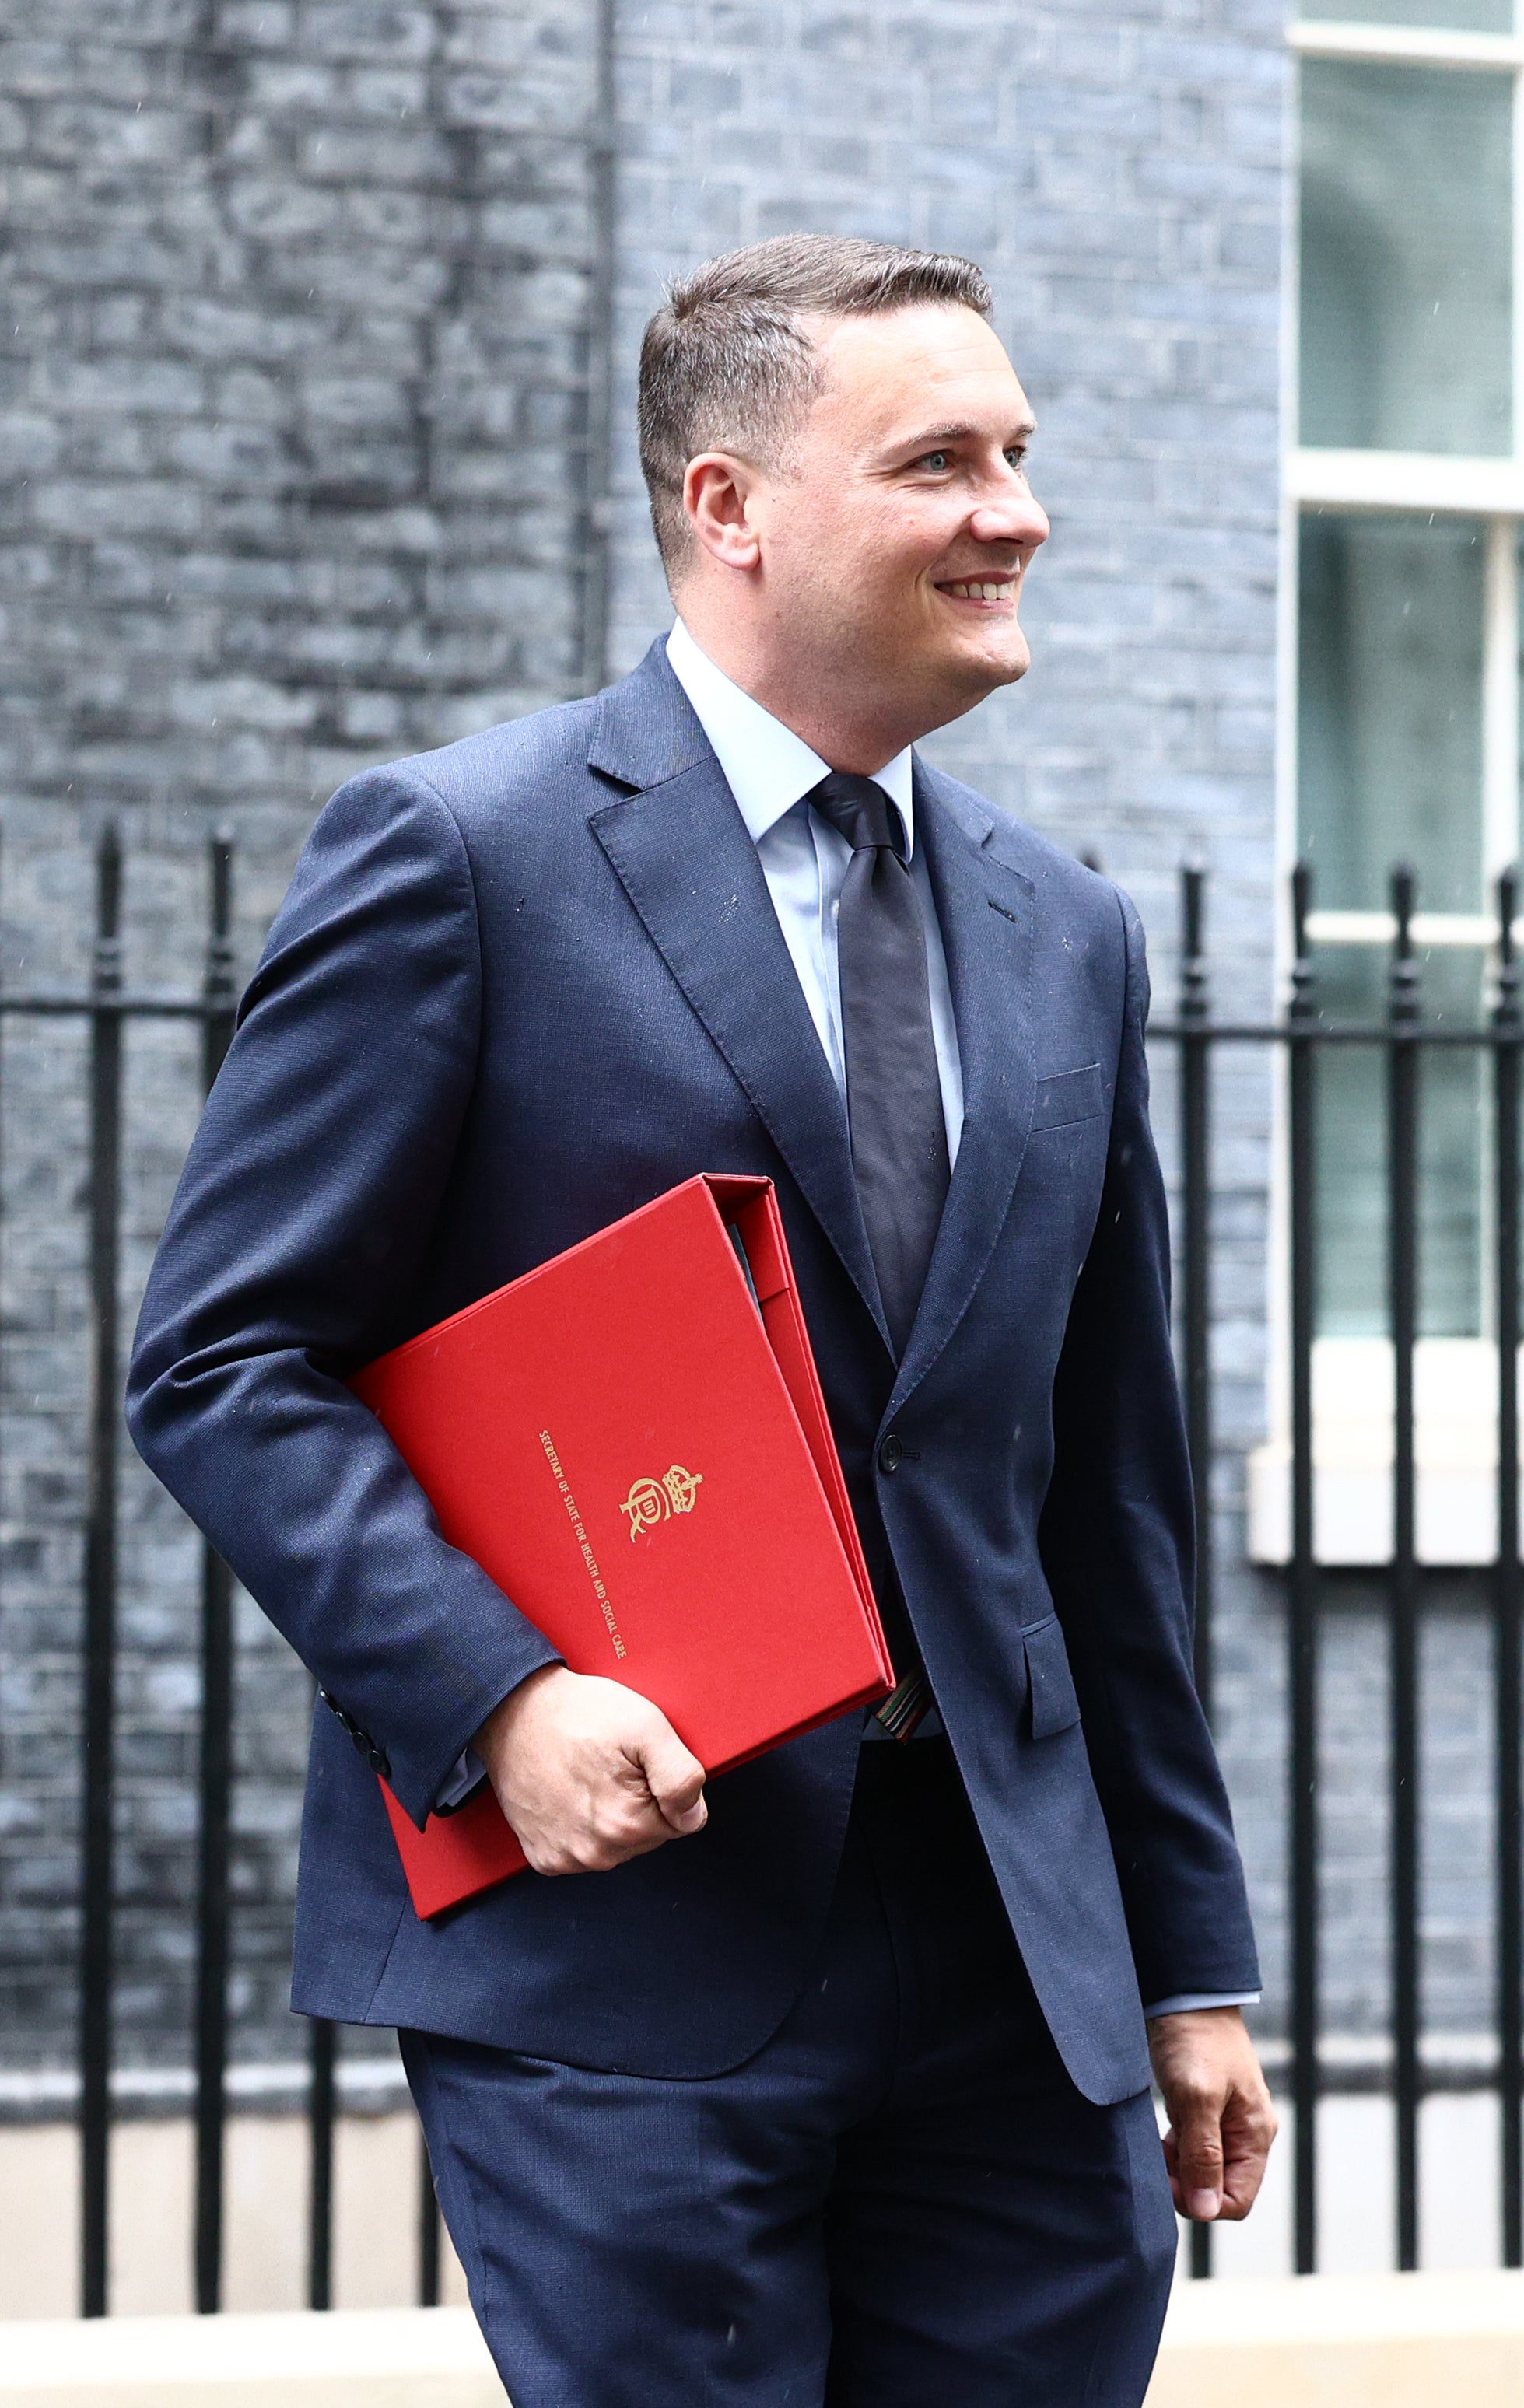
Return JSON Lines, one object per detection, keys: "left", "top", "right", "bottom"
{"left": 636, "top": 1715, "right": 708, "bottom": 1835}
{"left": 1175, "top": 2094, "right": 1225, "bottom": 2221}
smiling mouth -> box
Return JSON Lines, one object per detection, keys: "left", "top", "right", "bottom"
{"left": 937, "top": 576, "right": 1021, "bottom": 605}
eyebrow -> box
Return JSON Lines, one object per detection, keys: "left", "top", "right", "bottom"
{"left": 893, "top": 418, "right": 1037, "bottom": 453}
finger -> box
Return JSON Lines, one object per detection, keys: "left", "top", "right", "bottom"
{"left": 540, "top": 1815, "right": 671, "bottom": 1876}
{"left": 1217, "top": 2101, "right": 1277, "bottom": 2221}
{"left": 1218, "top": 2166, "right": 1265, "bottom": 2220}
{"left": 1160, "top": 2126, "right": 1203, "bottom": 2220}
{"left": 1173, "top": 2096, "right": 1226, "bottom": 2221}
{"left": 636, "top": 1720, "right": 708, "bottom": 1834}
{"left": 518, "top": 1838, "right": 583, "bottom": 1878}
{"left": 510, "top": 1787, "right": 668, "bottom": 1877}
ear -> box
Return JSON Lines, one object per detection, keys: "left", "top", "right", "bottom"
{"left": 684, "top": 453, "right": 763, "bottom": 573}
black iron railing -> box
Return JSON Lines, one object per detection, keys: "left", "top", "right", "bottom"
{"left": 1153, "top": 859, "right": 1524, "bottom": 2281}
{"left": 5, "top": 836, "right": 1524, "bottom": 2307}
{"left": 0, "top": 830, "right": 440, "bottom": 2317}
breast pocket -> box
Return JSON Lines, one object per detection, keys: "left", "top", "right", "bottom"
{"left": 1022, "top": 1613, "right": 1082, "bottom": 1738}
{"left": 1031, "top": 1062, "right": 1105, "bottom": 1135}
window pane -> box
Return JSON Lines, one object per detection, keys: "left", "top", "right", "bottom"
{"left": 1298, "top": 0, "right": 1512, "bottom": 26}
{"left": 1301, "top": 61, "right": 1512, "bottom": 453}
{"left": 1299, "top": 514, "right": 1484, "bottom": 912}
{"left": 1313, "top": 948, "right": 1486, "bottom": 1339}
{"left": 1301, "top": 514, "right": 1489, "bottom": 1339}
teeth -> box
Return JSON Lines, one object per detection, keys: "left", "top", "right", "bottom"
{"left": 945, "top": 580, "right": 1016, "bottom": 600}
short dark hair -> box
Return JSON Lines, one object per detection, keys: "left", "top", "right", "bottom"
{"left": 637, "top": 234, "right": 993, "bottom": 575}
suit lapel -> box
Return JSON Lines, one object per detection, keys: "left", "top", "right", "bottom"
{"left": 587, "top": 647, "right": 892, "bottom": 1349}
{"left": 892, "top": 761, "right": 1038, "bottom": 1408}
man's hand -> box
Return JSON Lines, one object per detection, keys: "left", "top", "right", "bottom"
{"left": 1147, "top": 2005, "right": 1277, "bottom": 2222}
{"left": 473, "top": 1664, "right": 707, "bottom": 1877}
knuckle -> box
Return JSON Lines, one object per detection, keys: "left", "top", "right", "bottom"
{"left": 1181, "top": 2136, "right": 1222, "bottom": 2168}
{"left": 1184, "top": 2125, "right": 1224, "bottom": 2154}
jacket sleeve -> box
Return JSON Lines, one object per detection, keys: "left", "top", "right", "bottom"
{"left": 126, "top": 765, "right": 561, "bottom": 1824}
{"left": 1037, "top": 888, "right": 1261, "bottom": 2005}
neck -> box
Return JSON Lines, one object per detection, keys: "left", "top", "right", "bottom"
{"left": 674, "top": 600, "right": 959, "bottom": 775}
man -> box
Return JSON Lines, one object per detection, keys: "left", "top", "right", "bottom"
{"left": 129, "top": 236, "right": 1274, "bottom": 2405}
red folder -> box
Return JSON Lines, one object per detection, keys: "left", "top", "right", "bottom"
{"left": 349, "top": 1174, "right": 892, "bottom": 1917}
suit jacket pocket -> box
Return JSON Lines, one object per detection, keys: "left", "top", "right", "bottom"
{"left": 1032, "top": 1062, "right": 1105, "bottom": 1133}
{"left": 1022, "top": 1613, "right": 1082, "bottom": 1738}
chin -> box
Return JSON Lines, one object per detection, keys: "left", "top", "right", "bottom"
{"left": 951, "top": 633, "right": 1030, "bottom": 694}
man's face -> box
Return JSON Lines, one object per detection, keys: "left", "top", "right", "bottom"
{"left": 749, "top": 305, "right": 1049, "bottom": 729}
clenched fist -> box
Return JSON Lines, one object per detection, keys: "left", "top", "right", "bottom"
{"left": 473, "top": 1664, "right": 708, "bottom": 1877}
{"left": 1147, "top": 2004, "right": 1277, "bottom": 2222}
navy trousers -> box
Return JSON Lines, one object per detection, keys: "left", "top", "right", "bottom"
{"left": 402, "top": 1741, "right": 1176, "bottom": 2408}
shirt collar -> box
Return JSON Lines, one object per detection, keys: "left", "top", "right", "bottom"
{"left": 665, "top": 618, "right": 916, "bottom": 855}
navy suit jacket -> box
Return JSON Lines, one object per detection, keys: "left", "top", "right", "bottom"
{"left": 127, "top": 642, "right": 1259, "bottom": 2106}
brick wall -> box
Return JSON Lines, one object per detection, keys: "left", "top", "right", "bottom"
{"left": 1, "top": 2, "right": 601, "bottom": 884}
{"left": 0, "top": 0, "right": 608, "bottom": 2067}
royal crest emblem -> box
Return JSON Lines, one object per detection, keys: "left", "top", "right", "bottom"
{"left": 622, "top": 1465, "right": 703, "bottom": 1539}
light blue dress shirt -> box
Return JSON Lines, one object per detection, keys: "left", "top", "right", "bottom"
{"left": 664, "top": 618, "right": 965, "bottom": 1161}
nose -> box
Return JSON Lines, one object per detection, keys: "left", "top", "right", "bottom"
{"left": 969, "top": 487, "right": 1049, "bottom": 553}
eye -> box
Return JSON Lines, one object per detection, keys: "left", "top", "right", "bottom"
{"left": 916, "top": 450, "right": 951, "bottom": 473}
{"left": 1004, "top": 446, "right": 1028, "bottom": 471}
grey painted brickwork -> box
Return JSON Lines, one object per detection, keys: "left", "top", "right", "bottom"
{"left": 0, "top": 1, "right": 1495, "bottom": 2079}
{"left": 0, "top": 0, "right": 609, "bottom": 2067}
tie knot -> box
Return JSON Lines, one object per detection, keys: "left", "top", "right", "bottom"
{"left": 808, "top": 772, "right": 904, "bottom": 859}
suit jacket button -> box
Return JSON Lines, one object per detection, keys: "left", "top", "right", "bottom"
{"left": 878, "top": 1433, "right": 903, "bottom": 1474}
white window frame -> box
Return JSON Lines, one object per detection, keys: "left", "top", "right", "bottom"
{"left": 1249, "top": 12, "right": 1524, "bottom": 1564}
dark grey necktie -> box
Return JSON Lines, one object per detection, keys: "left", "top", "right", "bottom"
{"left": 810, "top": 771, "right": 948, "bottom": 1740}
{"left": 809, "top": 772, "right": 951, "bottom": 1357}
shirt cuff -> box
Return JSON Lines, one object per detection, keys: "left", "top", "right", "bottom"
{"left": 1142, "top": 1991, "right": 1261, "bottom": 2018}
{"left": 433, "top": 1747, "right": 489, "bottom": 1814}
